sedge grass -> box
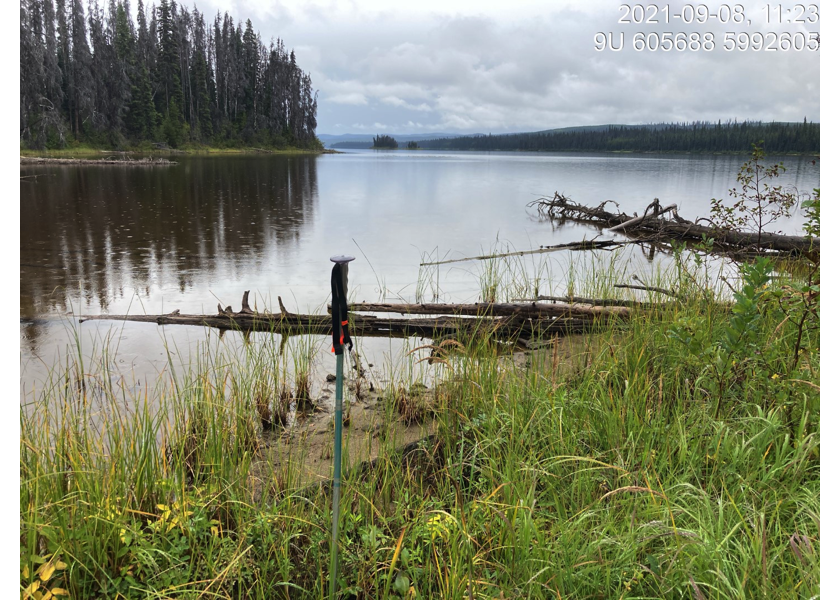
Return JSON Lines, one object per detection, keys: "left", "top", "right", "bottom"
{"left": 20, "top": 249, "right": 819, "bottom": 598}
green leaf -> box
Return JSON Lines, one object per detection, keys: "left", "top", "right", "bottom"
{"left": 646, "top": 554, "right": 660, "bottom": 576}
{"left": 394, "top": 573, "right": 410, "bottom": 594}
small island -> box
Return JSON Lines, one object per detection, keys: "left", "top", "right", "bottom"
{"left": 372, "top": 134, "right": 398, "bottom": 149}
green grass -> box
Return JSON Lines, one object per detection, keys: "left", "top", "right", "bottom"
{"left": 20, "top": 249, "right": 819, "bottom": 599}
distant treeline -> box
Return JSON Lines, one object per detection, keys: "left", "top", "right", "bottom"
{"left": 20, "top": 0, "right": 320, "bottom": 150}
{"left": 420, "top": 121, "right": 819, "bottom": 154}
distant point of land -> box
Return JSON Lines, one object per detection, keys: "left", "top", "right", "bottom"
{"left": 322, "top": 120, "right": 819, "bottom": 155}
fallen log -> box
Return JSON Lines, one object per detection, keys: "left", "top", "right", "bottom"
{"left": 418, "top": 239, "right": 643, "bottom": 266}
{"left": 606, "top": 199, "right": 678, "bottom": 233}
{"left": 613, "top": 284, "right": 679, "bottom": 298}
{"left": 81, "top": 310, "right": 600, "bottom": 340}
{"left": 530, "top": 193, "right": 819, "bottom": 256}
{"left": 346, "top": 301, "right": 630, "bottom": 319}
{"left": 80, "top": 292, "right": 606, "bottom": 340}
{"left": 512, "top": 295, "right": 649, "bottom": 308}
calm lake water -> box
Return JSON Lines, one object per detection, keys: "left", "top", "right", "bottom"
{"left": 20, "top": 150, "right": 820, "bottom": 399}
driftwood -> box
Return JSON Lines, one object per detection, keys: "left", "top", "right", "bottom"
{"left": 613, "top": 283, "right": 679, "bottom": 298}
{"left": 346, "top": 301, "right": 630, "bottom": 319}
{"left": 606, "top": 202, "right": 677, "bottom": 232}
{"left": 419, "top": 239, "right": 652, "bottom": 266}
{"left": 513, "top": 295, "right": 649, "bottom": 308}
{"left": 80, "top": 291, "right": 620, "bottom": 341}
{"left": 531, "top": 193, "right": 819, "bottom": 256}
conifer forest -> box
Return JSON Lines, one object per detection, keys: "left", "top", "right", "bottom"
{"left": 422, "top": 120, "right": 820, "bottom": 154}
{"left": 19, "top": 0, "right": 321, "bottom": 150}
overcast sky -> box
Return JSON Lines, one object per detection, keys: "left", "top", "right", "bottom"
{"left": 191, "top": 0, "right": 819, "bottom": 135}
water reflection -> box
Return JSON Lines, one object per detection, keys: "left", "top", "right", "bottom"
{"left": 20, "top": 155, "right": 319, "bottom": 319}
{"left": 20, "top": 151, "right": 819, "bottom": 401}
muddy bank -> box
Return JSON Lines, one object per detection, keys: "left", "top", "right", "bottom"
{"left": 247, "top": 332, "right": 614, "bottom": 498}
{"left": 248, "top": 361, "right": 437, "bottom": 497}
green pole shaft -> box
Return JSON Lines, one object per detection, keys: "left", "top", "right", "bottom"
{"left": 330, "top": 351, "right": 344, "bottom": 599}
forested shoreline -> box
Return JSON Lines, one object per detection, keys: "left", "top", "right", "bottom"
{"left": 20, "top": 0, "right": 321, "bottom": 151}
{"left": 418, "top": 120, "right": 819, "bottom": 154}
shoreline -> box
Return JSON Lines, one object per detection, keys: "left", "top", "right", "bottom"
{"left": 20, "top": 155, "right": 178, "bottom": 166}
{"left": 19, "top": 146, "right": 340, "bottom": 159}
{"left": 324, "top": 146, "right": 819, "bottom": 156}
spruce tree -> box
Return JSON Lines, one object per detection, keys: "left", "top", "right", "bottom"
{"left": 21, "top": 0, "right": 323, "bottom": 149}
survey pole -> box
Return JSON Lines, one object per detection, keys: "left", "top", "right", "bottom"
{"left": 329, "top": 254, "right": 354, "bottom": 599}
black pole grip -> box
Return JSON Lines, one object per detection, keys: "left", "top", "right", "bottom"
{"left": 330, "top": 263, "right": 352, "bottom": 354}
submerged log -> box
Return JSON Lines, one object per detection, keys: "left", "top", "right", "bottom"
{"left": 531, "top": 193, "right": 819, "bottom": 255}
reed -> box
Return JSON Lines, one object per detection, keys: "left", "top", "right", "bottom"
{"left": 20, "top": 247, "right": 819, "bottom": 598}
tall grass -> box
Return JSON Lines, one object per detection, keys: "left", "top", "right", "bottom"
{"left": 21, "top": 248, "right": 819, "bottom": 598}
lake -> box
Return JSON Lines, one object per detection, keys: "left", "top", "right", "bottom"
{"left": 20, "top": 150, "right": 820, "bottom": 399}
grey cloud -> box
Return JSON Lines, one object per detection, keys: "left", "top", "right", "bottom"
{"left": 192, "top": 1, "right": 819, "bottom": 134}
